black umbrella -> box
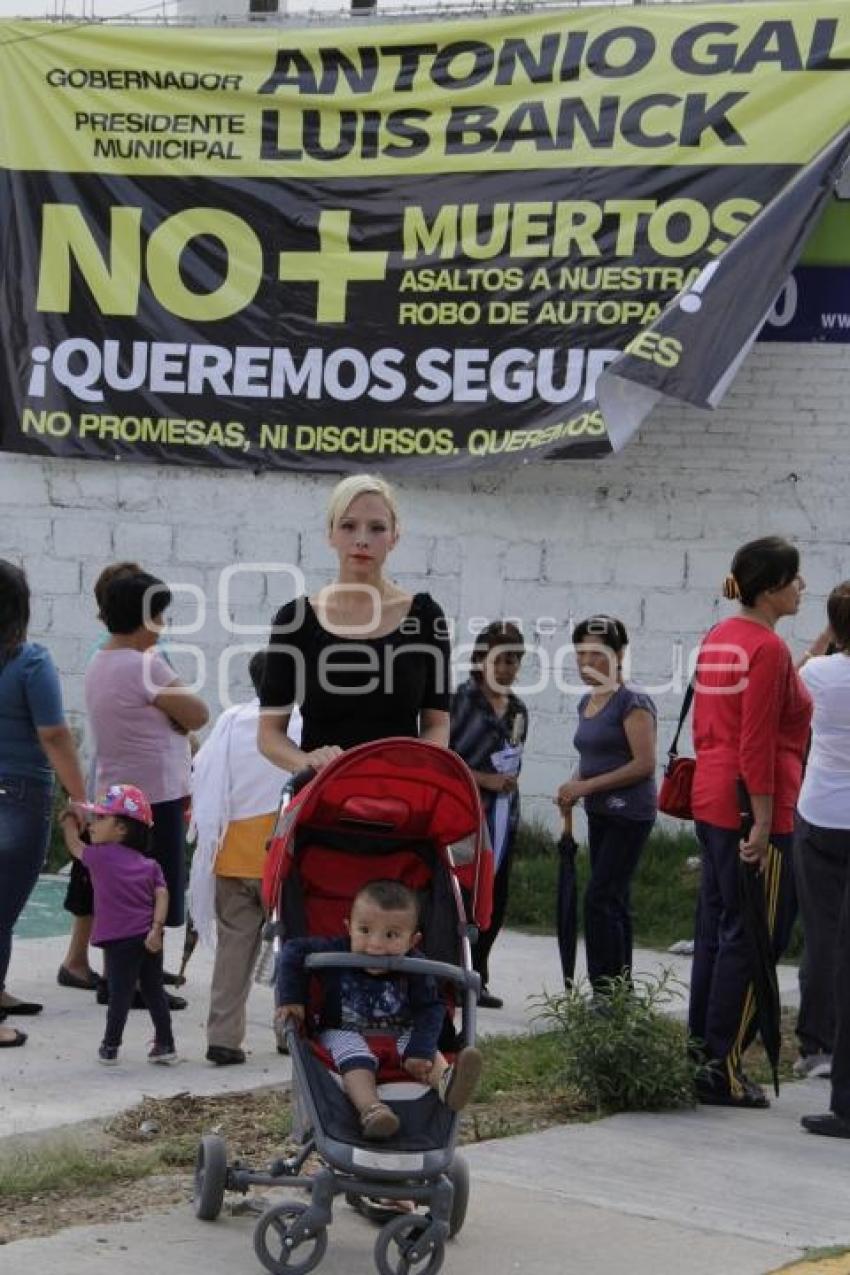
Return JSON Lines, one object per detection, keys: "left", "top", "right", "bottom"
{"left": 172, "top": 913, "right": 199, "bottom": 987}
{"left": 736, "top": 778, "right": 782, "bottom": 1096}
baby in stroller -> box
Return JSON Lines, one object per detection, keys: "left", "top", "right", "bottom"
{"left": 192, "top": 739, "right": 493, "bottom": 1275}
{"left": 276, "top": 878, "right": 483, "bottom": 1140}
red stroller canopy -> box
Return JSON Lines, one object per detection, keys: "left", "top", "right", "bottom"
{"left": 263, "top": 738, "right": 493, "bottom": 929}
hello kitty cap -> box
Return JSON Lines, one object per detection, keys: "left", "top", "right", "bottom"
{"left": 80, "top": 783, "right": 154, "bottom": 827}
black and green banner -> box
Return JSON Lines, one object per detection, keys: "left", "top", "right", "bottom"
{"left": 1, "top": 5, "right": 849, "bottom": 472}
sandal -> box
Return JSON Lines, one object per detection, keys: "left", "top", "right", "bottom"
{"left": 0, "top": 997, "right": 42, "bottom": 1016}
{"left": 438, "top": 1047, "right": 483, "bottom": 1112}
{"left": 57, "top": 965, "right": 99, "bottom": 991}
{"left": 0, "top": 1027, "right": 27, "bottom": 1047}
{"left": 359, "top": 1102, "right": 400, "bottom": 1140}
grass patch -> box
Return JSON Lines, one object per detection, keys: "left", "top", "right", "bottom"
{"left": 0, "top": 1035, "right": 590, "bottom": 1243}
{"left": 475, "top": 1029, "right": 568, "bottom": 1102}
{"left": 509, "top": 819, "right": 805, "bottom": 959}
{"left": 0, "top": 1137, "right": 157, "bottom": 1200}
{"left": 508, "top": 820, "right": 701, "bottom": 951}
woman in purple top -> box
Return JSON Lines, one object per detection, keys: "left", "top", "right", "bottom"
{"left": 556, "top": 615, "right": 657, "bottom": 995}
{"left": 0, "top": 560, "right": 86, "bottom": 1047}
{"left": 68, "top": 783, "right": 175, "bottom": 1066}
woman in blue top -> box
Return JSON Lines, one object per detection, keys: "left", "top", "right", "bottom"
{"left": 0, "top": 561, "right": 86, "bottom": 1046}
{"left": 556, "top": 615, "right": 657, "bottom": 996}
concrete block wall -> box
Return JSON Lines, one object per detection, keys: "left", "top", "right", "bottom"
{"left": 2, "top": 342, "right": 849, "bottom": 833}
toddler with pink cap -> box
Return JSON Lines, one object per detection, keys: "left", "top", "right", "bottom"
{"left": 67, "top": 783, "right": 176, "bottom": 1066}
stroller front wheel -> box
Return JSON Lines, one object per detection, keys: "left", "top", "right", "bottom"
{"left": 374, "top": 1213, "right": 445, "bottom": 1275}
{"left": 253, "top": 1201, "right": 329, "bottom": 1275}
{"left": 193, "top": 1134, "right": 228, "bottom": 1221}
{"left": 447, "top": 1152, "right": 470, "bottom": 1239}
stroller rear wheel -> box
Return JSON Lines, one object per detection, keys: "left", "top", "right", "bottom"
{"left": 193, "top": 1134, "right": 228, "bottom": 1221}
{"left": 253, "top": 1201, "right": 328, "bottom": 1275}
{"left": 374, "top": 1213, "right": 445, "bottom": 1275}
{"left": 447, "top": 1152, "right": 470, "bottom": 1238}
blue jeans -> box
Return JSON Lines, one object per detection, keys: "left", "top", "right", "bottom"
{"left": 0, "top": 775, "right": 52, "bottom": 991}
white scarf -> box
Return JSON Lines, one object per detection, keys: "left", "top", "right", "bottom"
{"left": 188, "top": 701, "right": 300, "bottom": 947}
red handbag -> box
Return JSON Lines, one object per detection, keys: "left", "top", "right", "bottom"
{"left": 657, "top": 683, "right": 695, "bottom": 821}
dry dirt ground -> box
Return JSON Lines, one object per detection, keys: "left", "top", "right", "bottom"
{"left": 0, "top": 1084, "right": 582, "bottom": 1245}
{"left": 0, "top": 1010, "right": 800, "bottom": 1247}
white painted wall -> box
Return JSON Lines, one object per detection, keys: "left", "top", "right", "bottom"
{"left": 3, "top": 341, "right": 847, "bottom": 833}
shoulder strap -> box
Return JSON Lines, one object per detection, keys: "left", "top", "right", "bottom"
{"left": 668, "top": 682, "right": 694, "bottom": 758}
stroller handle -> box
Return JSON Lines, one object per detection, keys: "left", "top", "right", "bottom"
{"left": 304, "top": 951, "right": 481, "bottom": 994}
{"left": 284, "top": 767, "right": 317, "bottom": 798}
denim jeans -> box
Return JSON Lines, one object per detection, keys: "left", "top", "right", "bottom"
{"left": 0, "top": 774, "right": 52, "bottom": 991}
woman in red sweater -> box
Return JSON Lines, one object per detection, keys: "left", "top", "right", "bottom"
{"left": 689, "top": 536, "right": 812, "bottom": 1109}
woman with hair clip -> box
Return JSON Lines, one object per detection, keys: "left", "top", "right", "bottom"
{"left": 689, "top": 536, "right": 812, "bottom": 1110}
{"left": 556, "top": 615, "right": 657, "bottom": 996}
{"left": 0, "top": 560, "right": 86, "bottom": 1045}
{"left": 258, "top": 474, "right": 451, "bottom": 773}
{"left": 450, "top": 621, "right": 527, "bottom": 1008}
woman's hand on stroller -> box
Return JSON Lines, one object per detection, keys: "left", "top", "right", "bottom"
{"left": 303, "top": 746, "right": 343, "bottom": 772}
{"left": 402, "top": 1056, "right": 434, "bottom": 1084}
{"left": 275, "top": 1003, "right": 305, "bottom": 1030}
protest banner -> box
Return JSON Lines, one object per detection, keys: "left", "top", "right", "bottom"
{"left": 1, "top": 5, "right": 849, "bottom": 470}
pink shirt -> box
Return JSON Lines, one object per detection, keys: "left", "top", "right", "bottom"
{"left": 85, "top": 648, "right": 192, "bottom": 805}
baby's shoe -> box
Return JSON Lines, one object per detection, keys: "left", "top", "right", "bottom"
{"left": 360, "top": 1102, "right": 400, "bottom": 1140}
{"left": 438, "top": 1047, "right": 483, "bottom": 1112}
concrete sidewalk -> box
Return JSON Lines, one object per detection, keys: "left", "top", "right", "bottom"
{"left": 3, "top": 927, "right": 839, "bottom": 1275}
{"left": 1, "top": 927, "right": 801, "bottom": 1138}
{"left": 3, "top": 1078, "right": 846, "bottom": 1275}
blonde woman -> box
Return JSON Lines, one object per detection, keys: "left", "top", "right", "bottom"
{"left": 258, "top": 475, "right": 451, "bottom": 773}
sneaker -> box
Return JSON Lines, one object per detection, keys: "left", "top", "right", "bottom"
{"left": 793, "top": 1052, "right": 832, "bottom": 1078}
{"left": 478, "top": 987, "right": 503, "bottom": 1009}
{"left": 98, "top": 1044, "right": 119, "bottom": 1066}
{"left": 148, "top": 1042, "right": 178, "bottom": 1065}
{"left": 438, "top": 1046, "right": 483, "bottom": 1112}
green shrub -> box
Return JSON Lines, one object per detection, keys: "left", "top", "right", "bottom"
{"left": 507, "top": 818, "right": 805, "bottom": 960}
{"left": 513, "top": 819, "right": 560, "bottom": 859}
{"left": 533, "top": 970, "right": 700, "bottom": 1113}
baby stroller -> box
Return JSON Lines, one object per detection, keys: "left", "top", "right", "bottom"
{"left": 192, "top": 738, "right": 493, "bottom": 1275}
